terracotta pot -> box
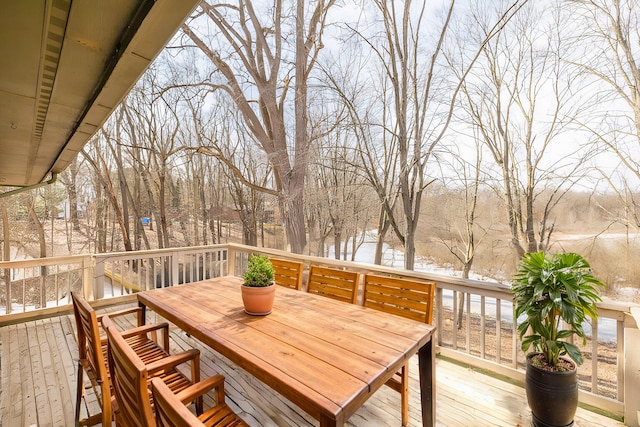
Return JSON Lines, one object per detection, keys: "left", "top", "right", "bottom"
{"left": 526, "top": 353, "right": 578, "bottom": 427}
{"left": 241, "top": 284, "right": 275, "bottom": 315}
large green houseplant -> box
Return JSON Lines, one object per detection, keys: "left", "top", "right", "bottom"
{"left": 241, "top": 255, "right": 275, "bottom": 315}
{"left": 512, "top": 251, "right": 604, "bottom": 427}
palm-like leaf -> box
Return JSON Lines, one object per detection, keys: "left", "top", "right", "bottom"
{"left": 512, "top": 251, "right": 604, "bottom": 368}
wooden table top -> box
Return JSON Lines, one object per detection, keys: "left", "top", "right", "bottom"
{"left": 137, "top": 276, "right": 435, "bottom": 426}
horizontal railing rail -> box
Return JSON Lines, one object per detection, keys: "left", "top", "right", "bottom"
{"left": 92, "top": 245, "right": 228, "bottom": 299}
{"left": 1, "top": 243, "right": 638, "bottom": 425}
{"left": 0, "top": 254, "right": 92, "bottom": 315}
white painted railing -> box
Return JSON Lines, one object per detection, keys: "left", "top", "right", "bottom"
{"left": 0, "top": 254, "right": 92, "bottom": 314}
{"left": 92, "top": 246, "right": 228, "bottom": 299}
{"left": 0, "top": 243, "right": 638, "bottom": 425}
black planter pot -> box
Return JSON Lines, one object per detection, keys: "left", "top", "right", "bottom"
{"left": 525, "top": 353, "right": 578, "bottom": 427}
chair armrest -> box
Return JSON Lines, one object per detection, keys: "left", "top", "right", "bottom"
{"left": 175, "top": 374, "right": 226, "bottom": 404}
{"left": 120, "top": 322, "right": 170, "bottom": 351}
{"left": 118, "top": 322, "right": 169, "bottom": 339}
{"left": 97, "top": 307, "right": 143, "bottom": 326}
{"left": 99, "top": 318, "right": 170, "bottom": 349}
{"left": 96, "top": 306, "right": 142, "bottom": 323}
{"left": 146, "top": 349, "right": 200, "bottom": 375}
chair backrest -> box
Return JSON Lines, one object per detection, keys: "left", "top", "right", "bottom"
{"left": 104, "top": 316, "right": 156, "bottom": 427}
{"left": 306, "top": 265, "right": 360, "bottom": 304}
{"left": 151, "top": 377, "right": 205, "bottom": 427}
{"left": 71, "top": 291, "right": 108, "bottom": 383}
{"left": 270, "top": 258, "right": 304, "bottom": 290}
{"left": 363, "top": 274, "right": 435, "bottom": 323}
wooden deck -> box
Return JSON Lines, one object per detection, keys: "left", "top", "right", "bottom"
{"left": 0, "top": 305, "right": 624, "bottom": 427}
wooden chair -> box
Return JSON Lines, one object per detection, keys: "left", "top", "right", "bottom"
{"left": 151, "top": 377, "right": 249, "bottom": 427}
{"left": 306, "top": 264, "right": 360, "bottom": 304}
{"left": 103, "top": 315, "right": 203, "bottom": 427}
{"left": 362, "top": 274, "right": 435, "bottom": 426}
{"left": 71, "top": 292, "right": 171, "bottom": 426}
{"left": 270, "top": 258, "right": 304, "bottom": 290}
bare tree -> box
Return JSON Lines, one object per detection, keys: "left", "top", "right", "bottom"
{"left": 120, "top": 71, "right": 188, "bottom": 249}
{"left": 566, "top": 0, "right": 640, "bottom": 229}
{"left": 437, "top": 139, "right": 487, "bottom": 328}
{"left": 440, "top": 143, "right": 485, "bottom": 281}
{"left": 59, "top": 157, "right": 81, "bottom": 232}
{"left": 179, "top": 0, "right": 335, "bottom": 254}
{"left": 187, "top": 94, "right": 278, "bottom": 246}
{"left": 308, "top": 129, "right": 367, "bottom": 260}
{"left": 334, "top": 0, "right": 525, "bottom": 269}
{"left": 81, "top": 134, "right": 133, "bottom": 252}
{"left": 23, "top": 193, "right": 47, "bottom": 276}
{"left": 458, "top": 1, "right": 588, "bottom": 260}
{"left": 320, "top": 49, "right": 403, "bottom": 265}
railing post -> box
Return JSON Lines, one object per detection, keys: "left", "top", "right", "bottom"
{"left": 3, "top": 264, "right": 11, "bottom": 315}
{"left": 435, "top": 287, "right": 442, "bottom": 346}
{"left": 227, "top": 246, "right": 236, "bottom": 277}
{"left": 92, "top": 256, "right": 102, "bottom": 300}
{"left": 625, "top": 309, "right": 640, "bottom": 427}
{"left": 171, "top": 251, "right": 179, "bottom": 286}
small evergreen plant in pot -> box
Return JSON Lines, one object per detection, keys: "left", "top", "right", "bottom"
{"left": 512, "top": 251, "right": 605, "bottom": 427}
{"left": 243, "top": 255, "right": 274, "bottom": 287}
{"left": 241, "top": 255, "right": 275, "bottom": 315}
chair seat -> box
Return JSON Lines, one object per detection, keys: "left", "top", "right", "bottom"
{"left": 151, "top": 375, "right": 249, "bottom": 427}
{"left": 198, "top": 404, "right": 247, "bottom": 427}
{"left": 96, "top": 335, "right": 167, "bottom": 368}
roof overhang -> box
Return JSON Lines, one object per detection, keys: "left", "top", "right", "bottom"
{"left": 0, "top": 0, "right": 200, "bottom": 188}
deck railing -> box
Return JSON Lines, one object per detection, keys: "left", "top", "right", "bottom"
{"left": 1, "top": 243, "right": 638, "bottom": 426}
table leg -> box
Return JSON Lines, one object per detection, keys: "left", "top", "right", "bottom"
{"left": 319, "top": 414, "right": 337, "bottom": 427}
{"left": 418, "top": 337, "right": 435, "bottom": 427}
{"left": 138, "top": 301, "right": 147, "bottom": 325}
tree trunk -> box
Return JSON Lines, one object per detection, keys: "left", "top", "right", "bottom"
{"left": 374, "top": 206, "right": 390, "bottom": 266}
{"left": 333, "top": 228, "right": 342, "bottom": 260}
{"left": 404, "top": 228, "right": 416, "bottom": 270}
{"left": 27, "top": 197, "right": 47, "bottom": 276}
{"left": 116, "top": 137, "right": 131, "bottom": 246}
{"left": 291, "top": 0, "right": 310, "bottom": 254}
{"left": 1, "top": 202, "right": 9, "bottom": 261}
{"left": 283, "top": 192, "right": 307, "bottom": 253}
{"left": 67, "top": 158, "right": 81, "bottom": 231}
{"left": 456, "top": 263, "right": 473, "bottom": 329}
{"left": 158, "top": 171, "right": 170, "bottom": 249}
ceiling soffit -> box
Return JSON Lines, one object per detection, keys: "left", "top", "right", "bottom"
{"left": 0, "top": 0, "right": 200, "bottom": 188}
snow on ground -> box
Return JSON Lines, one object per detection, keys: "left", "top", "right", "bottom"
{"left": 329, "top": 230, "right": 494, "bottom": 282}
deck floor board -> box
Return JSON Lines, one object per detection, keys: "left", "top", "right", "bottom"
{"left": 0, "top": 305, "right": 625, "bottom": 427}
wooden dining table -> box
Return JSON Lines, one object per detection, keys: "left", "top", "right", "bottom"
{"left": 137, "top": 276, "right": 436, "bottom": 427}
